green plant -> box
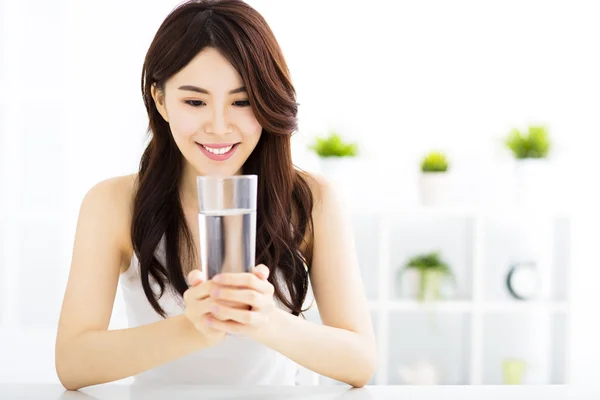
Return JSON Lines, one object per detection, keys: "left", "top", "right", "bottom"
{"left": 421, "top": 151, "right": 449, "bottom": 172}
{"left": 400, "top": 251, "right": 455, "bottom": 302}
{"left": 405, "top": 251, "right": 452, "bottom": 274}
{"left": 309, "top": 131, "right": 358, "bottom": 158}
{"left": 504, "top": 125, "right": 551, "bottom": 159}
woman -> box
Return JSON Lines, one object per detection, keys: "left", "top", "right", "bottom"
{"left": 55, "top": 0, "right": 375, "bottom": 390}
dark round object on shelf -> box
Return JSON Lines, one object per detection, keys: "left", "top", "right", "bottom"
{"left": 506, "top": 262, "right": 540, "bottom": 300}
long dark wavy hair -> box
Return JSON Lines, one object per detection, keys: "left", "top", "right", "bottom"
{"left": 132, "top": 0, "right": 314, "bottom": 318}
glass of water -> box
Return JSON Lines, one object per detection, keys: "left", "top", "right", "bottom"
{"left": 196, "top": 175, "right": 257, "bottom": 280}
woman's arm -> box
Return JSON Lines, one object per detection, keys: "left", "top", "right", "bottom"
{"left": 255, "top": 176, "right": 377, "bottom": 387}
{"left": 58, "top": 315, "right": 208, "bottom": 390}
{"left": 55, "top": 177, "right": 213, "bottom": 390}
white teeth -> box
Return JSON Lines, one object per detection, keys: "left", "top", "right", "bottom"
{"left": 202, "top": 144, "right": 233, "bottom": 155}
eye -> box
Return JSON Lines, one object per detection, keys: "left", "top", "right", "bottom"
{"left": 233, "top": 100, "right": 251, "bottom": 107}
{"left": 184, "top": 100, "right": 205, "bottom": 107}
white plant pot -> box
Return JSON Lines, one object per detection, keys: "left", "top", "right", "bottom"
{"left": 398, "top": 359, "right": 440, "bottom": 385}
{"left": 513, "top": 159, "right": 551, "bottom": 207}
{"left": 398, "top": 268, "right": 455, "bottom": 300}
{"left": 398, "top": 268, "right": 420, "bottom": 298}
{"left": 318, "top": 157, "right": 360, "bottom": 206}
{"left": 419, "top": 172, "right": 450, "bottom": 206}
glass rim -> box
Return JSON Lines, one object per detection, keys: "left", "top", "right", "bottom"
{"left": 196, "top": 174, "right": 257, "bottom": 181}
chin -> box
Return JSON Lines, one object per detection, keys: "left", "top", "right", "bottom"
{"left": 193, "top": 165, "right": 243, "bottom": 177}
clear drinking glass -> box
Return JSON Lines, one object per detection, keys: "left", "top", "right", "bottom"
{"left": 196, "top": 175, "right": 258, "bottom": 280}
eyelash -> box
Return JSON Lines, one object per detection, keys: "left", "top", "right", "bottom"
{"left": 184, "top": 100, "right": 251, "bottom": 108}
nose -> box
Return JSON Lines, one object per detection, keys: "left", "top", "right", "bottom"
{"left": 205, "top": 105, "right": 233, "bottom": 136}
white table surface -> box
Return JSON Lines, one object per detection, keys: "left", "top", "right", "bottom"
{"left": 1, "top": 384, "right": 598, "bottom": 400}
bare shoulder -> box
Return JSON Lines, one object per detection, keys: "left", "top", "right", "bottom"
{"left": 81, "top": 173, "right": 137, "bottom": 221}
{"left": 79, "top": 173, "right": 138, "bottom": 264}
{"left": 295, "top": 170, "right": 350, "bottom": 259}
{"left": 83, "top": 173, "right": 136, "bottom": 202}
{"left": 296, "top": 170, "right": 339, "bottom": 214}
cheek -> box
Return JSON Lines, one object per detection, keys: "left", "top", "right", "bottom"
{"left": 168, "top": 106, "right": 200, "bottom": 140}
{"left": 172, "top": 121, "right": 200, "bottom": 141}
{"left": 239, "top": 114, "right": 262, "bottom": 142}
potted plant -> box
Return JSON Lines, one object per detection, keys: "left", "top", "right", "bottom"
{"left": 504, "top": 125, "right": 552, "bottom": 207}
{"left": 309, "top": 131, "right": 358, "bottom": 159}
{"left": 309, "top": 131, "right": 359, "bottom": 199}
{"left": 397, "top": 251, "right": 455, "bottom": 302}
{"left": 418, "top": 151, "right": 450, "bottom": 206}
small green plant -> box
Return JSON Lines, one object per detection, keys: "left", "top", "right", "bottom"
{"left": 405, "top": 251, "right": 452, "bottom": 274}
{"left": 505, "top": 125, "right": 551, "bottom": 159}
{"left": 421, "top": 151, "right": 449, "bottom": 172}
{"left": 400, "top": 251, "right": 455, "bottom": 302}
{"left": 309, "top": 131, "right": 358, "bottom": 158}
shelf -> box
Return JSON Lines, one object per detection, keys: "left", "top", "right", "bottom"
{"left": 481, "top": 313, "right": 567, "bottom": 384}
{"left": 481, "top": 301, "right": 568, "bottom": 313}
{"left": 388, "top": 216, "right": 474, "bottom": 300}
{"left": 385, "top": 300, "right": 473, "bottom": 313}
{"left": 349, "top": 204, "right": 572, "bottom": 220}
{"left": 365, "top": 300, "right": 568, "bottom": 314}
{"left": 481, "top": 216, "right": 570, "bottom": 303}
{"left": 387, "top": 312, "right": 472, "bottom": 385}
{"left": 306, "top": 301, "right": 380, "bottom": 314}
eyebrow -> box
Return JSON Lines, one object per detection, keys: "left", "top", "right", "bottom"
{"left": 178, "top": 85, "right": 247, "bottom": 95}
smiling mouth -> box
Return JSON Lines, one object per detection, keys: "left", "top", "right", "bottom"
{"left": 197, "top": 142, "right": 240, "bottom": 154}
{"left": 196, "top": 142, "right": 240, "bottom": 161}
{"left": 201, "top": 144, "right": 234, "bottom": 155}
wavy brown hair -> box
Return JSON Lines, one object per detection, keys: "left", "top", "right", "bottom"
{"left": 133, "top": 0, "right": 314, "bottom": 318}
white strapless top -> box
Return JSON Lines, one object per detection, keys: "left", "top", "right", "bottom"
{"left": 118, "top": 237, "right": 300, "bottom": 385}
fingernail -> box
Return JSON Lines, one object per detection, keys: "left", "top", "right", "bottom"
{"left": 213, "top": 275, "right": 222, "bottom": 282}
{"left": 211, "top": 289, "right": 219, "bottom": 298}
{"left": 211, "top": 304, "right": 219, "bottom": 314}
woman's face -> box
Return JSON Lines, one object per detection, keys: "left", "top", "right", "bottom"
{"left": 152, "top": 47, "right": 262, "bottom": 177}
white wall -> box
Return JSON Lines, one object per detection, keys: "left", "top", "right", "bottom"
{"left": 1, "top": 0, "right": 599, "bottom": 384}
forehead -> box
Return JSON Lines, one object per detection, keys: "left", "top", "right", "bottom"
{"left": 169, "top": 47, "right": 243, "bottom": 91}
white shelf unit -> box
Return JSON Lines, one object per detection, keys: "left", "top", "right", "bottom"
{"left": 306, "top": 206, "right": 572, "bottom": 386}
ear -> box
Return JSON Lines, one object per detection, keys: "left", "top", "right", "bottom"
{"left": 151, "top": 84, "right": 169, "bottom": 122}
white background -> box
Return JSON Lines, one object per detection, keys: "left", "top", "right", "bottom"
{"left": 1, "top": 0, "right": 599, "bottom": 385}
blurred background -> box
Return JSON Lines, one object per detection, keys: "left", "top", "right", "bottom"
{"left": 1, "top": 0, "right": 599, "bottom": 386}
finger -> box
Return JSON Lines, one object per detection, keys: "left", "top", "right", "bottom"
{"left": 206, "top": 317, "right": 246, "bottom": 335}
{"left": 211, "top": 303, "right": 264, "bottom": 325}
{"left": 195, "top": 314, "right": 222, "bottom": 333}
{"left": 211, "top": 287, "right": 263, "bottom": 309}
{"left": 217, "top": 299, "right": 252, "bottom": 310}
{"left": 252, "top": 264, "right": 270, "bottom": 280}
{"left": 213, "top": 272, "right": 272, "bottom": 294}
{"left": 183, "top": 280, "right": 213, "bottom": 302}
{"left": 187, "top": 297, "right": 220, "bottom": 322}
{"left": 187, "top": 269, "right": 204, "bottom": 286}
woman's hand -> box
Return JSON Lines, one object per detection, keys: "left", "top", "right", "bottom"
{"left": 183, "top": 270, "right": 227, "bottom": 346}
{"left": 207, "top": 264, "right": 276, "bottom": 338}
